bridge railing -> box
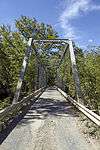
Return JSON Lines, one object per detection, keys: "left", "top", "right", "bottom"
{"left": 0, "top": 87, "right": 45, "bottom": 131}
{"left": 57, "top": 87, "right": 100, "bottom": 126}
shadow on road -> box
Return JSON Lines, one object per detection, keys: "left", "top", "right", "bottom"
{"left": 0, "top": 95, "right": 79, "bottom": 144}
{"left": 0, "top": 104, "right": 30, "bottom": 144}
{"left": 17, "top": 97, "right": 79, "bottom": 127}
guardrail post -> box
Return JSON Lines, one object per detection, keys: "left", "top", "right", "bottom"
{"left": 12, "top": 38, "right": 33, "bottom": 104}
{"left": 68, "top": 40, "right": 83, "bottom": 103}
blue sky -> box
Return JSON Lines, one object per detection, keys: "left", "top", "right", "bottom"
{"left": 0, "top": 0, "right": 100, "bottom": 48}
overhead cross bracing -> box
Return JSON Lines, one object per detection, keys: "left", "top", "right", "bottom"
{"left": 12, "top": 38, "right": 82, "bottom": 104}
{"left": 32, "top": 39, "right": 69, "bottom": 68}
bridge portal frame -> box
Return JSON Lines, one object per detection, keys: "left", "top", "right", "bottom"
{"left": 12, "top": 38, "right": 82, "bottom": 104}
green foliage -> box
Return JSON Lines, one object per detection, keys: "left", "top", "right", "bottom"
{"left": 0, "top": 26, "right": 26, "bottom": 90}
{"left": 0, "top": 16, "right": 100, "bottom": 114}
{"left": 74, "top": 47, "right": 100, "bottom": 112}
{"left": 0, "top": 97, "right": 10, "bottom": 110}
{"left": 16, "top": 16, "right": 58, "bottom": 47}
{"left": 58, "top": 45, "right": 100, "bottom": 113}
{"left": 0, "top": 16, "right": 58, "bottom": 108}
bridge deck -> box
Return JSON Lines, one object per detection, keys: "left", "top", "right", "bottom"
{"left": 0, "top": 88, "right": 95, "bottom": 150}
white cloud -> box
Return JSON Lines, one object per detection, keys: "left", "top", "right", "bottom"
{"left": 88, "top": 39, "right": 93, "bottom": 43}
{"left": 59, "top": 0, "right": 100, "bottom": 39}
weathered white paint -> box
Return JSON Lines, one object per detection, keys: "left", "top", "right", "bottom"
{"left": 12, "top": 38, "right": 33, "bottom": 104}
{"left": 68, "top": 40, "right": 82, "bottom": 103}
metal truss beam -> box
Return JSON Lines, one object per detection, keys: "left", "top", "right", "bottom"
{"left": 13, "top": 38, "right": 83, "bottom": 104}
{"left": 33, "top": 39, "right": 69, "bottom": 44}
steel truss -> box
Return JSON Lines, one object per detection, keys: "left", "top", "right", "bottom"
{"left": 13, "top": 38, "right": 82, "bottom": 104}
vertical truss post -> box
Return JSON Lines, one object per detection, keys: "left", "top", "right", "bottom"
{"left": 45, "top": 68, "right": 47, "bottom": 87}
{"left": 41, "top": 66, "right": 43, "bottom": 88}
{"left": 68, "top": 40, "right": 83, "bottom": 103}
{"left": 34, "top": 60, "right": 38, "bottom": 91}
{"left": 12, "top": 38, "right": 33, "bottom": 104}
{"left": 56, "top": 69, "right": 62, "bottom": 89}
{"left": 39, "top": 64, "right": 42, "bottom": 88}
{"left": 36, "top": 62, "right": 40, "bottom": 90}
{"left": 39, "top": 64, "right": 41, "bottom": 88}
{"left": 56, "top": 69, "right": 59, "bottom": 87}
{"left": 41, "top": 65, "right": 46, "bottom": 88}
{"left": 57, "top": 69, "right": 61, "bottom": 88}
{"left": 45, "top": 67, "right": 48, "bottom": 87}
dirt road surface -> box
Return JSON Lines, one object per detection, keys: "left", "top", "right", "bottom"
{"left": 0, "top": 88, "right": 97, "bottom": 150}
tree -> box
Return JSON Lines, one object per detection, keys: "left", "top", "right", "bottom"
{"left": 0, "top": 16, "right": 59, "bottom": 108}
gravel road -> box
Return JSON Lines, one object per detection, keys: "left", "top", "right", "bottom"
{"left": 0, "top": 88, "right": 97, "bottom": 150}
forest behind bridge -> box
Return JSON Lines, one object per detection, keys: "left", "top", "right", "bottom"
{"left": 0, "top": 16, "right": 100, "bottom": 115}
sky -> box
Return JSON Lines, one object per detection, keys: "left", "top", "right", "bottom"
{"left": 0, "top": 0, "right": 100, "bottom": 48}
